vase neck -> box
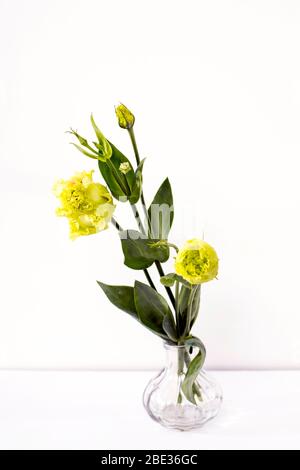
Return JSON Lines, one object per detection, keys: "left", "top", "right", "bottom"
{"left": 163, "top": 343, "right": 186, "bottom": 373}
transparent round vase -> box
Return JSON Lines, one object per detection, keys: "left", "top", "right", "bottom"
{"left": 143, "top": 342, "right": 222, "bottom": 431}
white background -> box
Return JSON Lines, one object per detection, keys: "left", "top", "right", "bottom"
{"left": 1, "top": 0, "right": 300, "bottom": 371}
{"left": 2, "top": 371, "right": 300, "bottom": 450}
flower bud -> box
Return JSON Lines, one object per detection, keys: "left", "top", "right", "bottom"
{"left": 115, "top": 103, "right": 135, "bottom": 129}
{"left": 175, "top": 239, "right": 218, "bottom": 284}
{"left": 68, "top": 118, "right": 112, "bottom": 162}
{"left": 69, "top": 129, "right": 86, "bottom": 146}
{"left": 119, "top": 162, "right": 131, "bottom": 174}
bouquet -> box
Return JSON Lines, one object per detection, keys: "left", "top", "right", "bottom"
{"left": 54, "top": 104, "right": 221, "bottom": 430}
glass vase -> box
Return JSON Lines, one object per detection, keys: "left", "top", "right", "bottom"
{"left": 143, "top": 342, "right": 222, "bottom": 431}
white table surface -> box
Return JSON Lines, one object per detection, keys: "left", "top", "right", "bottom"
{"left": 0, "top": 370, "right": 299, "bottom": 450}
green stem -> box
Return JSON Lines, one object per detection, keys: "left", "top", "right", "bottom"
{"left": 140, "top": 195, "right": 150, "bottom": 233}
{"left": 128, "top": 128, "right": 150, "bottom": 232}
{"left": 121, "top": 172, "right": 131, "bottom": 195}
{"left": 111, "top": 217, "right": 122, "bottom": 231}
{"left": 106, "top": 159, "right": 129, "bottom": 195}
{"left": 143, "top": 269, "right": 157, "bottom": 291}
{"left": 175, "top": 280, "right": 180, "bottom": 337}
{"left": 130, "top": 204, "right": 146, "bottom": 235}
{"left": 182, "top": 286, "right": 197, "bottom": 339}
{"left": 177, "top": 347, "right": 185, "bottom": 383}
{"left": 189, "top": 285, "right": 201, "bottom": 330}
{"left": 184, "top": 350, "right": 202, "bottom": 401}
{"left": 128, "top": 128, "right": 140, "bottom": 164}
{"left": 127, "top": 127, "right": 176, "bottom": 312}
{"left": 130, "top": 202, "right": 176, "bottom": 310}
{"left": 154, "top": 260, "right": 176, "bottom": 310}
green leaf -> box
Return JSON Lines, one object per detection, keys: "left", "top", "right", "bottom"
{"left": 178, "top": 285, "right": 201, "bottom": 337}
{"left": 120, "top": 230, "right": 170, "bottom": 270}
{"left": 160, "top": 273, "right": 192, "bottom": 288}
{"left": 97, "top": 282, "right": 137, "bottom": 318}
{"left": 162, "top": 315, "right": 177, "bottom": 342}
{"left": 134, "top": 281, "right": 177, "bottom": 341}
{"left": 184, "top": 336, "right": 206, "bottom": 358}
{"left": 178, "top": 285, "right": 191, "bottom": 315}
{"left": 179, "top": 285, "right": 200, "bottom": 315}
{"left": 129, "top": 158, "right": 146, "bottom": 204}
{"left": 181, "top": 336, "right": 206, "bottom": 404}
{"left": 97, "top": 281, "right": 177, "bottom": 342}
{"left": 160, "top": 273, "right": 176, "bottom": 287}
{"left": 148, "top": 178, "right": 174, "bottom": 239}
{"left": 98, "top": 142, "right": 134, "bottom": 199}
{"left": 190, "top": 285, "right": 201, "bottom": 328}
{"left": 90, "top": 114, "right": 107, "bottom": 145}
{"left": 70, "top": 143, "right": 100, "bottom": 160}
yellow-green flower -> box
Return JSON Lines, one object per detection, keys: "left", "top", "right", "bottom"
{"left": 175, "top": 239, "right": 218, "bottom": 284}
{"left": 53, "top": 170, "right": 115, "bottom": 239}
{"left": 115, "top": 103, "right": 135, "bottom": 129}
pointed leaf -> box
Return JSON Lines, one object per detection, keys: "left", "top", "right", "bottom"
{"left": 162, "top": 315, "right": 177, "bottom": 342}
{"left": 181, "top": 336, "right": 206, "bottom": 404}
{"left": 179, "top": 285, "right": 191, "bottom": 315}
{"left": 160, "top": 273, "right": 192, "bottom": 288}
{"left": 129, "top": 158, "right": 146, "bottom": 204}
{"left": 97, "top": 282, "right": 137, "bottom": 318}
{"left": 178, "top": 284, "right": 201, "bottom": 335}
{"left": 190, "top": 285, "right": 201, "bottom": 328}
{"left": 148, "top": 178, "right": 174, "bottom": 239}
{"left": 120, "top": 230, "right": 169, "bottom": 270}
{"left": 134, "top": 281, "right": 177, "bottom": 341}
{"left": 90, "top": 114, "right": 106, "bottom": 144}
{"left": 98, "top": 142, "right": 134, "bottom": 199}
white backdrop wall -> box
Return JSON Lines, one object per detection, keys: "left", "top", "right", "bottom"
{"left": 0, "top": 0, "right": 300, "bottom": 370}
